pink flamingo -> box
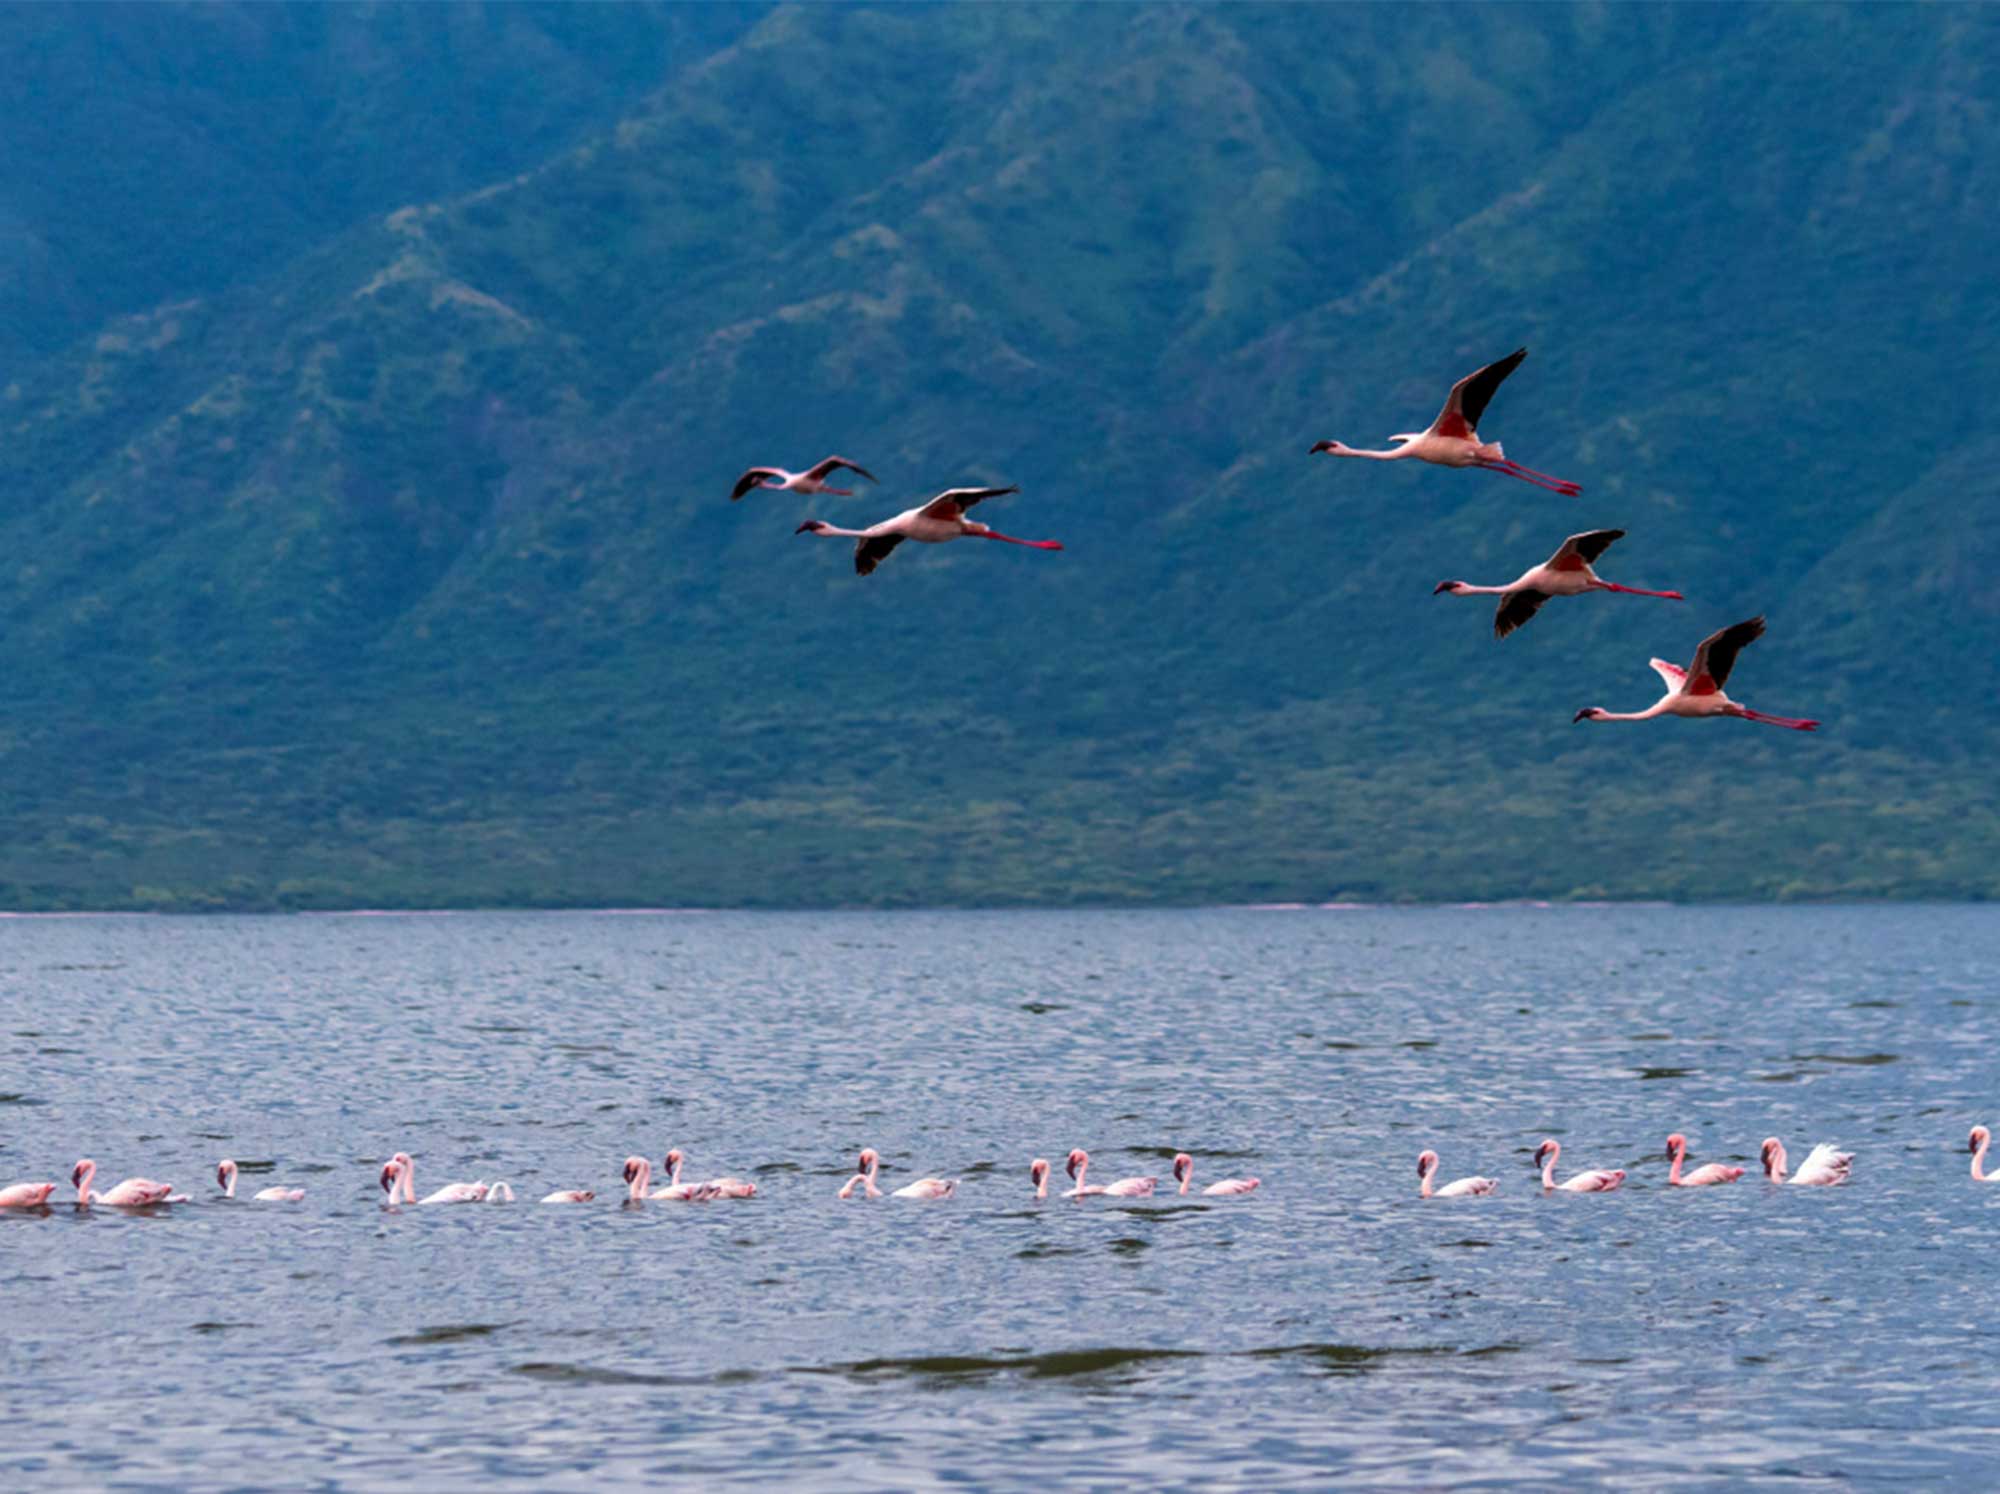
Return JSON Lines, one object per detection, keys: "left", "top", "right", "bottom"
{"left": 621, "top": 1156, "right": 719, "bottom": 1202}
{"left": 71, "top": 1159, "right": 185, "bottom": 1206}
{"left": 1573, "top": 616, "right": 1819, "bottom": 731}
{"left": 1971, "top": 1126, "right": 2000, "bottom": 1182}
{"left": 379, "top": 1152, "right": 486, "bottom": 1205}
{"left": 1761, "top": 1137, "right": 1852, "bottom": 1186}
{"left": 216, "top": 1159, "right": 304, "bottom": 1202}
{"left": 540, "top": 1187, "right": 596, "bottom": 1204}
{"left": 1665, "top": 1134, "right": 1743, "bottom": 1187}
{"left": 665, "top": 1149, "right": 756, "bottom": 1199}
{"left": 1534, "top": 1139, "right": 1624, "bottom": 1192}
{"left": 1417, "top": 1150, "right": 1496, "bottom": 1198}
{"left": 1030, "top": 1158, "right": 1051, "bottom": 1199}
{"left": 1310, "top": 348, "right": 1581, "bottom": 495}
{"left": 0, "top": 1180, "right": 58, "bottom": 1207}
{"left": 731, "top": 455, "right": 877, "bottom": 501}
{"left": 1171, "top": 1153, "right": 1260, "bottom": 1196}
{"left": 837, "top": 1147, "right": 957, "bottom": 1200}
{"left": 1433, "top": 529, "right": 1683, "bottom": 639}
{"left": 1063, "top": 1149, "right": 1156, "bottom": 1199}
{"left": 796, "top": 486, "right": 1062, "bottom": 575}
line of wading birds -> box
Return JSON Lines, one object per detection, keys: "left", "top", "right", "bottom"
{"left": 34, "top": 1126, "right": 2000, "bottom": 1207}
{"left": 758, "top": 346, "right": 1820, "bottom": 730}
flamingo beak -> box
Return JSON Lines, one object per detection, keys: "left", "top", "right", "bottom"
{"left": 1432, "top": 581, "right": 1455, "bottom": 595}
{"left": 794, "top": 521, "right": 816, "bottom": 535}
{"left": 1571, "top": 709, "right": 1593, "bottom": 724}
{"left": 1309, "top": 440, "right": 1334, "bottom": 455}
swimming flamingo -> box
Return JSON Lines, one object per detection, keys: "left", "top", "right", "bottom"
{"left": 484, "top": 1182, "right": 516, "bottom": 1203}
{"left": 379, "top": 1152, "right": 487, "bottom": 1205}
{"left": 1665, "top": 1134, "right": 1743, "bottom": 1186}
{"left": 71, "top": 1159, "right": 185, "bottom": 1206}
{"left": 1310, "top": 348, "right": 1581, "bottom": 495}
{"left": 838, "top": 1148, "right": 958, "bottom": 1200}
{"left": 1433, "top": 529, "right": 1683, "bottom": 639}
{"left": 731, "top": 456, "right": 877, "bottom": 501}
{"left": 1761, "top": 1137, "right": 1852, "bottom": 1186}
{"left": 1534, "top": 1139, "right": 1624, "bottom": 1192}
{"left": 540, "top": 1187, "right": 596, "bottom": 1204}
{"left": 1171, "top": 1153, "right": 1260, "bottom": 1196}
{"left": 1063, "top": 1149, "right": 1156, "bottom": 1198}
{"left": 1970, "top": 1126, "right": 2000, "bottom": 1182}
{"left": 664, "top": 1149, "right": 756, "bottom": 1199}
{"left": 1573, "top": 616, "right": 1820, "bottom": 731}
{"left": 795, "top": 486, "right": 1063, "bottom": 575}
{"left": 0, "top": 1180, "right": 58, "bottom": 1207}
{"left": 216, "top": 1159, "right": 304, "bottom": 1202}
{"left": 1030, "top": 1158, "right": 1051, "bottom": 1199}
{"left": 621, "top": 1156, "right": 719, "bottom": 1202}
{"left": 1417, "top": 1150, "right": 1496, "bottom": 1198}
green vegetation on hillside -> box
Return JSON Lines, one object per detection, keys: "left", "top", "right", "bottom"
{"left": 1, "top": 3, "right": 1997, "bottom": 909}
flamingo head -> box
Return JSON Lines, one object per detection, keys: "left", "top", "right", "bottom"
{"left": 1030, "top": 1158, "right": 1050, "bottom": 1188}
{"left": 71, "top": 1158, "right": 95, "bottom": 1189}
{"left": 856, "top": 1147, "right": 879, "bottom": 1174}
{"left": 1432, "top": 580, "right": 1467, "bottom": 596}
{"left": 1171, "top": 1153, "right": 1193, "bottom": 1184}
{"left": 1308, "top": 439, "right": 1347, "bottom": 456}
{"left": 1972, "top": 1126, "right": 1990, "bottom": 1154}
{"left": 1665, "top": 1133, "right": 1688, "bottom": 1160}
{"left": 664, "top": 1148, "right": 684, "bottom": 1172}
{"left": 622, "top": 1155, "right": 649, "bottom": 1186}
{"left": 795, "top": 519, "right": 830, "bottom": 535}
{"left": 1573, "top": 707, "right": 1609, "bottom": 724}
{"left": 1417, "top": 1149, "right": 1439, "bottom": 1178}
{"left": 1759, "top": 1138, "right": 1784, "bottom": 1177}
{"left": 1532, "top": 1140, "right": 1556, "bottom": 1169}
{"left": 217, "top": 1159, "right": 237, "bottom": 1189}
{"left": 378, "top": 1158, "right": 402, "bottom": 1195}
{"left": 1065, "top": 1149, "right": 1089, "bottom": 1180}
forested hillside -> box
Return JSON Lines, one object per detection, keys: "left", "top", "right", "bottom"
{"left": 1, "top": 3, "right": 1996, "bottom": 908}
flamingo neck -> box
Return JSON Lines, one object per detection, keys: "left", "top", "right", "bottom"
{"left": 1451, "top": 583, "right": 1511, "bottom": 596}
{"left": 401, "top": 1158, "right": 418, "bottom": 1205}
{"left": 665, "top": 1155, "right": 683, "bottom": 1187}
{"left": 75, "top": 1161, "right": 95, "bottom": 1203}
{"left": 1336, "top": 445, "right": 1412, "bottom": 461}
{"left": 1668, "top": 1149, "right": 1684, "bottom": 1185}
{"left": 1419, "top": 1163, "right": 1435, "bottom": 1199}
{"left": 807, "top": 523, "right": 870, "bottom": 539}
{"left": 1975, "top": 1141, "right": 1990, "bottom": 1183}
{"left": 221, "top": 1165, "right": 237, "bottom": 1198}
{"left": 1540, "top": 1149, "right": 1558, "bottom": 1189}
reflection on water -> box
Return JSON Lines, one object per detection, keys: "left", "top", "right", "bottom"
{"left": 2, "top": 905, "right": 1999, "bottom": 1485}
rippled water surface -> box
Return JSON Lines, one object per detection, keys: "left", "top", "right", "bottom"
{"left": 3, "top": 906, "right": 1999, "bottom": 1487}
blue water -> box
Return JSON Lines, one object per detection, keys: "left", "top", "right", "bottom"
{"left": 2, "top": 906, "right": 1996, "bottom": 1488}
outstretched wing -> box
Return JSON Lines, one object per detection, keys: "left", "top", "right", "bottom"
{"left": 1432, "top": 348, "right": 1527, "bottom": 439}
{"left": 918, "top": 485, "right": 1019, "bottom": 521}
{"left": 1547, "top": 528, "right": 1624, "bottom": 570}
{"left": 730, "top": 467, "right": 782, "bottom": 501}
{"left": 1648, "top": 658, "right": 1688, "bottom": 690}
{"left": 1493, "top": 589, "right": 1549, "bottom": 640}
{"left": 854, "top": 533, "right": 905, "bottom": 576}
{"left": 805, "top": 455, "right": 877, "bottom": 483}
{"left": 1682, "top": 615, "right": 1766, "bottom": 695}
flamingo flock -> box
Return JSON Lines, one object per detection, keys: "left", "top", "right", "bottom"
{"left": 46, "top": 1126, "right": 2000, "bottom": 1210}
{"left": 744, "top": 347, "right": 1823, "bottom": 731}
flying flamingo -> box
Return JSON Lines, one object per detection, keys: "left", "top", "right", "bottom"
{"left": 379, "top": 1152, "right": 487, "bottom": 1205}
{"left": 0, "top": 1180, "right": 58, "bottom": 1207}
{"left": 71, "top": 1159, "right": 186, "bottom": 1206}
{"left": 1971, "top": 1126, "right": 2000, "bottom": 1182}
{"left": 1760, "top": 1137, "right": 1852, "bottom": 1186}
{"left": 664, "top": 1149, "right": 756, "bottom": 1199}
{"left": 621, "top": 1156, "right": 720, "bottom": 1202}
{"left": 1433, "top": 529, "right": 1683, "bottom": 639}
{"left": 1063, "top": 1149, "right": 1156, "bottom": 1198}
{"left": 1310, "top": 348, "right": 1581, "bottom": 495}
{"left": 838, "top": 1147, "right": 958, "bottom": 1200}
{"left": 731, "top": 455, "right": 877, "bottom": 501}
{"left": 1170, "top": 1153, "right": 1260, "bottom": 1196}
{"left": 795, "top": 486, "right": 1062, "bottom": 575}
{"left": 1573, "top": 615, "right": 1819, "bottom": 731}
{"left": 216, "top": 1159, "right": 304, "bottom": 1202}
{"left": 1030, "top": 1158, "right": 1051, "bottom": 1199}
{"left": 1417, "top": 1150, "right": 1496, "bottom": 1198}
{"left": 1533, "top": 1138, "right": 1624, "bottom": 1192}
{"left": 1665, "top": 1134, "right": 1743, "bottom": 1187}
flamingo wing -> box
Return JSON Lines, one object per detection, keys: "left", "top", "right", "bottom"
{"left": 917, "top": 485, "right": 1020, "bottom": 522}
{"left": 854, "top": 533, "right": 905, "bottom": 575}
{"left": 1547, "top": 528, "right": 1624, "bottom": 569}
{"left": 1682, "top": 615, "right": 1765, "bottom": 696}
{"left": 805, "top": 456, "right": 877, "bottom": 483}
{"left": 1201, "top": 1177, "right": 1261, "bottom": 1196}
{"left": 1493, "top": 589, "right": 1549, "bottom": 640}
{"left": 1432, "top": 348, "right": 1526, "bottom": 439}
{"left": 1649, "top": 658, "right": 1688, "bottom": 689}
{"left": 730, "top": 466, "right": 783, "bottom": 501}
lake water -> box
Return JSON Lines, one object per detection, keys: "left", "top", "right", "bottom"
{"left": 2, "top": 906, "right": 1996, "bottom": 1488}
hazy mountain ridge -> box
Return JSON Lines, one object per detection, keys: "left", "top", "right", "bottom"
{"left": 0, "top": 3, "right": 1995, "bottom": 909}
